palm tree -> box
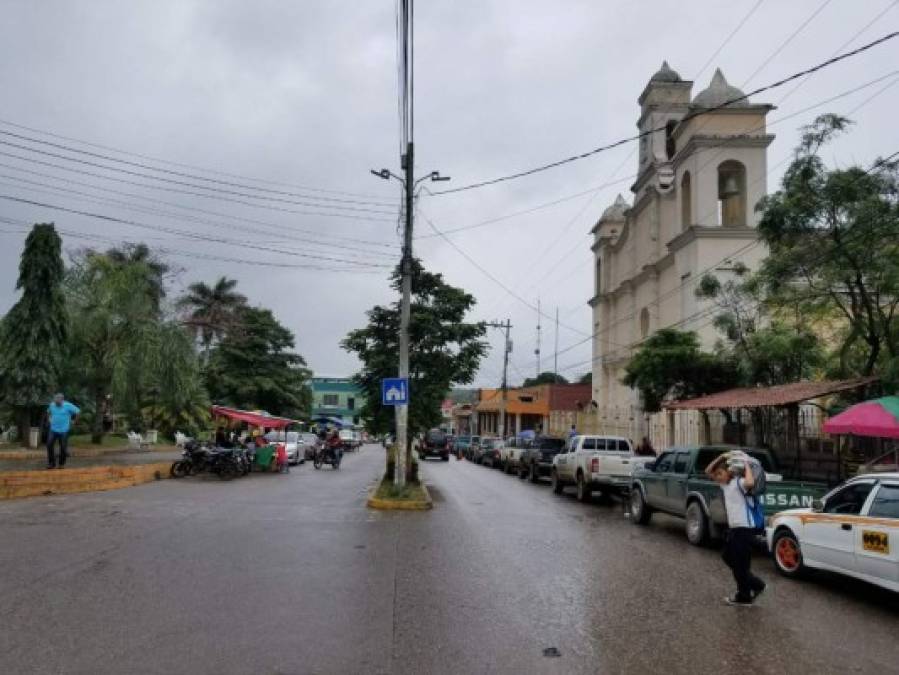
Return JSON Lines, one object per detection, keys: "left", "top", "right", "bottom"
{"left": 178, "top": 277, "right": 247, "bottom": 356}
{"left": 105, "top": 243, "right": 169, "bottom": 312}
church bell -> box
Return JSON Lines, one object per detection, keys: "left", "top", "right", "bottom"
{"left": 719, "top": 174, "right": 740, "bottom": 199}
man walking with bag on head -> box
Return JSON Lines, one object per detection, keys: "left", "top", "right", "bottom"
{"left": 706, "top": 451, "right": 767, "bottom": 606}
{"left": 46, "top": 392, "right": 79, "bottom": 469}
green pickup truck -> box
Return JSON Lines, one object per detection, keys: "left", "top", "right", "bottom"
{"left": 630, "top": 445, "right": 828, "bottom": 546}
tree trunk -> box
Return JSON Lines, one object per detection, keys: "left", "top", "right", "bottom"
{"left": 17, "top": 406, "right": 31, "bottom": 448}
{"left": 91, "top": 389, "right": 105, "bottom": 444}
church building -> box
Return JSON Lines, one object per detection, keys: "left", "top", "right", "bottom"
{"left": 589, "top": 62, "right": 774, "bottom": 441}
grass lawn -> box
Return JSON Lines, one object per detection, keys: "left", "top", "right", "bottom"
{"left": 374, "top": 478, "right": 428, "bottom": 502}
{"left": 67, "top": 433, "right": 130, "bottom": 450}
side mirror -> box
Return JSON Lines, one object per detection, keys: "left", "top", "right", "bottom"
{"left": 811, "top": 499, "right": 824, "bottom": 513}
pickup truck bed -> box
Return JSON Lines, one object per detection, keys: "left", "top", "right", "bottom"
{"left": 631, "top": 445, "right": 828, "bottom": 546}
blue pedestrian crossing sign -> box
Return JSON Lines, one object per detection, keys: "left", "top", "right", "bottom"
{"left": 382, "top": 378, "right": 409, "bottom": 406}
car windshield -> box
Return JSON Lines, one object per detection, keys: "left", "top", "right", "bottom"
{"left": 538, "top": 438, "right": 565, "bottom": 450}
{"left": 427, "top": 431, "right": 446, "bottom": 442}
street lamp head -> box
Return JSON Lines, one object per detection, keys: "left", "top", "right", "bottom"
{"left": 430, "top": 171, "right": 451, "bottom": 182}
{"left": 371, "top": 169, "right": 391, "bottom": 180}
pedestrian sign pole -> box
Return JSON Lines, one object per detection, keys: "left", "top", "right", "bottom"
{"left": 383, "top": 375, "right": 410, "bottom": 487}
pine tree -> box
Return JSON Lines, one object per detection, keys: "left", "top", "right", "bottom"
{"left": 0, "top": 223, "right": 68, "bottom": 441}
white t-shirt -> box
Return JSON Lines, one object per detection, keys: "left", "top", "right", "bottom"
{"left": 721, "top": 477, "right": 752, "bottom": 528}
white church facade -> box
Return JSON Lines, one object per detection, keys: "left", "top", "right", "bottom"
{"left": 589, "top": 62, "right": 774, "bottom": 443}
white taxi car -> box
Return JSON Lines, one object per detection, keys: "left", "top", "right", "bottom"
{"left": 767, "top": 473, "right": 899, "bottom": 592}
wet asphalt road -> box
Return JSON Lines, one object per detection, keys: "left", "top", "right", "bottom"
{"left": 1, "top": 446, "right": 897, "bottom": 675}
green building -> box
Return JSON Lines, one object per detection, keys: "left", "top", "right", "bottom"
{"left": 310, "top": 377, "right": 364, "bottom": 428}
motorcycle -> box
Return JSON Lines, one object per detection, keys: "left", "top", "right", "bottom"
{"left": 207, "top": 447, "right": 243, "bottom": 480}
{"left": 170, "top": 441, "right": 211, "bottom": 478}
{"left": 313, "top": 444, "right": 341, "bottom": 470}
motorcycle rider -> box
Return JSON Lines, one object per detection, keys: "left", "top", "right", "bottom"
{"left": 326, "top": 429, "right": 343, "bottom": 466}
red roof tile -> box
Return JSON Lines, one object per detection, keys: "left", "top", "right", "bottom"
{"left": 663, "top": 376, "right": 878, "bottom": 410}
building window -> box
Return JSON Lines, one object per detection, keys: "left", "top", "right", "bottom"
{"left": 323, "top": 394, "right": 339, "bottom": 407}
{"left": 665, "top": 120, "right": 677, "bottom": 160}
{"left": 680, "top": 171, "right": 692, "bottom": 228}
{"left": 595, "top": 259, "right": 602, "bottom": 295}
{"left": 353, "top": 416, "right": 360, "bottom": 426}
{"left": 347, "top": 397, "right": 355, "bottom": 411}
{"left": 717, "top": 160, "right": 747, "bottom": 226}
{"left": 640, "top": 308, "right": 650, "bottom": 338}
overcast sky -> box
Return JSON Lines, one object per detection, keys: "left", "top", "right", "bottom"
{"left": 0, "top": 0, "right": 896, "bottom": 388}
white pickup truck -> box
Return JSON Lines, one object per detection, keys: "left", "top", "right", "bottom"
{"left": 551, "top": 435, "right": 653, "bottom": 502}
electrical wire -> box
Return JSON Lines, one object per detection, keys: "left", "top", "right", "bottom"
{"left": 430, "top": 31, "right": 899, "bottom": 195}
{"left": 693, "top": 0, "right": 766, "bottom": 81}
{"left": 0, "top": 194, "right": 393, "bottom": 269}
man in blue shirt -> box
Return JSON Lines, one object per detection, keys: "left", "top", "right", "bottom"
{"left": 47, "top": 393, "right": 80, "bottom": 469}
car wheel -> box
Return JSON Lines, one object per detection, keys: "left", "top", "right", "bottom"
{"left": 529, "top": 463, "right": 539, "bottom": 484}
{"left": 551, "top": 470, "right": 563, "bottom": 494}
{"left": 441, "top": 454, "right": 449, "bottom": 462}
{"left": 518, "top": 466, "right": 527, "bottom": 480}
{"left": 772, "top": 529, "right": 805, "bottom": 578}
{"left": 630, "top": 488, "right": 652, "bottom": 525}
{"left": 576, "top": 472, "right": 591, "bottom": 503}
{"left": 685, "top": 501, "right": 709, "bottom": 546}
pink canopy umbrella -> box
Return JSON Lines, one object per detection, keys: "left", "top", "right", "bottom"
{"left": 823, "top": 396, "right": 899, "bottom": 439}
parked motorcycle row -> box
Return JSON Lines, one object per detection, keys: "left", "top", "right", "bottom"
{"left": 170, "top": 438, "right": 352, "bottom": 480}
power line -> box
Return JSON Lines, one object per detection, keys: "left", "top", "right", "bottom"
{"left": 0, "top": 128, "right": 396, "bottom": 208}
{"left": 0, "top": 171, "right": 399, "bottom": 260}
{"left": 430, "top": 31, "right": 899, "bottom": 195}
{"left": 693, "top": 0, "right": 766, "bottom": 81}
{"left": 0, "top": 138, "right": 399, "bottom": 216}
{"left": 0, "top": 194, "right": 393, "bottom": 269}
{"left": 0, "top": 118, "right": 387, "bottom": 200}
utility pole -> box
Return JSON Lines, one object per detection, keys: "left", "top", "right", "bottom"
{"left": 534, "top": 298, "right": 541, "bottom": 378}
{"left": 371, "top": 0, "right": 450, "bottom": 487}
{"left": 554, "top": 306, "right": 559, "bottom": 378}
{"left": 487, "top": 320, "right": 512, "bottom": 437}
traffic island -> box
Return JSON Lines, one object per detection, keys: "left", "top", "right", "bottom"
{"left": 366, "top": 478, "right": 432, "bottom": 510}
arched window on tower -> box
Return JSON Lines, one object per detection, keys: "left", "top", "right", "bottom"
{"left": 595, "top": 259, "right": 602, "bottom": 295}
{"left": 717, "top": 160, "right": 747, "bottom": 226}
{"left": 665, "top": 120, "right": 677, "bottom": 160}
{"left": 680, "top": 171, "right": 692, "bottom": 229}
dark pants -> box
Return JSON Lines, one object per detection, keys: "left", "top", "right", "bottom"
{"left": 47, "top": 431, "right": 69, "bottom": 467}
{"left": 722, "top": 528, "right": 765, "bottom": 601}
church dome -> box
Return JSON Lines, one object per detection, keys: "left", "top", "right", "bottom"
{"left": 650, "top": 60, "right": 681, "bottom": 83}
{"left": 692, "top": 68, "right": 749, "bottom": 108}
{"left": 601, "top": 194, "right": 629, "bottom": 221}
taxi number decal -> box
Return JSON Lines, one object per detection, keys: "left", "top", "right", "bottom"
{"left": 862, "top": 530, "right": 889, "bottom": 554}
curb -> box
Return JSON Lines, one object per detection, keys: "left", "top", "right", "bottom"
{"left": 366, "top": 481, "right": 433, "bottom": 510}
{"left": 0, "top": 461, "right": 172, "bottom": 500}
{"left": 0, "top": 446, "right": 175, "bottom": 461}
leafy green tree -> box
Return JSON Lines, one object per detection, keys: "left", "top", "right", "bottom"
{"left": 65, "top": 252, "right": 160, "bottom": 442}
{"left": 205, "top": 306, "right": 311, "bottom": 419}
{"left": 106, "top": 243, "right": 170, "bottom": 311}
{"left": 756, "top": 113, "right": 899, "bottom": 378}
{"left": 522, "top": 371, "right": 568, "bottom": 387}
{"left": 342, "top": 259, "right": 488, "bottom": 445}
{"left": 0, "top": 223, "right": 68, "bottom": 441}
{"left": 178, "top": 277, "right": 247, "bottom": 357}
{"left": 142, "top": 323, "right": 210, "bottom": 436}
{"left": 696, "top": 264, "right": 823, "bottom": 386}
{"left": 622, "top": 329, "right": 739, "bottom": 413}
{"left": 577, "top": 371, "right": 592, "bottom": 385}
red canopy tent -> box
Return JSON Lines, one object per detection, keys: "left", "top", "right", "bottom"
{"left": 211, "top": 405, "right": 298, "bottom": 430}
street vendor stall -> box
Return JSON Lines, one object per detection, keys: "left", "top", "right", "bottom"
{"left": 823, "top": 396, "right": 899, "bottom": 472}
{"left": 210, "top": 406, "right": 301, "bottom": 472}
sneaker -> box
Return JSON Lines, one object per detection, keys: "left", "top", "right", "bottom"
{"left": 724, "top": 594, "right": 754, "bottom": 607}
{"left": 47, "top": 465, "right": 56, "bottom": 470}
{"left": 751, "top": 582, "right": 767, "bottom": 601}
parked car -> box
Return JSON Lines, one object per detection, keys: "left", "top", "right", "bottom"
{"left": 468, "top": 435, "right": 482, "bottom": 461}
{"left": 551, "top": 435, "right": 650, "bottom": 502}
{"left": 480, "top": 438, "right": 505, "bottom": 468}
{"left": 352, "top": 430, "right": 363, "bottom": 447}
{"left": 264, "top": 430, "right": 304, "bottom": 465}
{"left": 767, "top": 473, "right": 899, "bottom": 592}
{"left": 630, "top": 445, "right": 828, "bottom": 546}
{"left": 300, "top": 433, "right": 323, "bottom": 461}
{"left": 338, "top": 429, "right": 357, "bottom": 451}
{"left": 420, "top": 428, "right": 450, "bottom": 461}
{"left": 518, "top": 436, "right": 567, "bottom": 482}
{"left": 500, "top": 437, "right": 529, "bottom": 474}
